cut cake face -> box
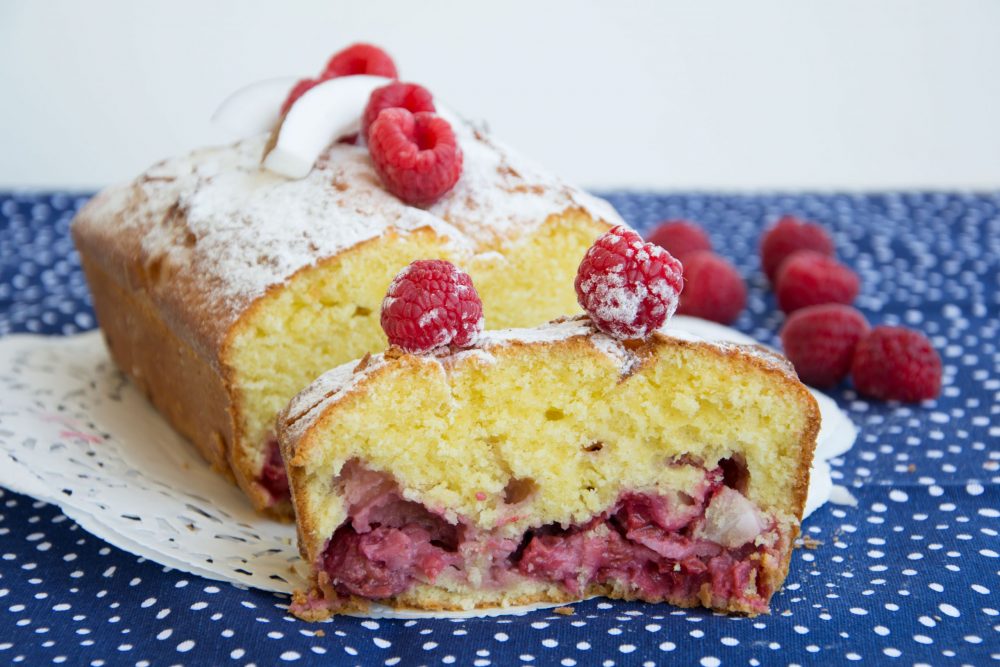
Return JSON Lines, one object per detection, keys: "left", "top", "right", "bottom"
{"left": 277, "top": 317, "right": 819, "bottom": 619}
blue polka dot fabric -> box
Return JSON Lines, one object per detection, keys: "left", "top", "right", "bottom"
{"left": 1, "top": 191, "right": 998, "bottom": 666}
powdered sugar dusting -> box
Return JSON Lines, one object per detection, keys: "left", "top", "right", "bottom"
{"left": 418, "top": 308, "right": 444, "bottom": 328}
{"left": 580, "top": 272, "right": 644, "bottom": 328}
{"left": 429, "top": 123, "right": 619, "bottom": 244}
{"left": 74, "top": 120, "right": 623, "bottom": 353}
{"left": 574, "top": 227, "right": 683, "bottom": 340}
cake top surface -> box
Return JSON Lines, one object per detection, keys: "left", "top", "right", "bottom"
{"left": 278, "top": 315, "right": 799, "bottom": 449}
{"left": 73, "top": 119, "right": 623, "bottom": 357}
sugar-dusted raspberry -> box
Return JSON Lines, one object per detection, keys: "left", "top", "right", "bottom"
{"left": 775, "top": 250, "right": 860, "bottom": 314}
{"left": 323, "top": 43, "right": 399, "bottom": 79}
{"left": 646, "top": 220, "right": 713, "bottom": 262}
{"left": 362, "top": 82, "right": 436, "bottom": 140}
{"left": 851, "top": 326, "right": 942, "bottom": 401}
{"left": 280, "top": 77, "right": 319, "bottom": 116}
{"left": 368, "top": 109, "right": 463, "bottom": 206}
{"left": 575, "top": 226, "right": 684, "bottom": 339}
{"left": 675, "top": 251, "right": 746, "bottom": 324}
{"left": 780, "top": 304, "right": 869, "bottom": 388}
{"left": 760, "top": 215, "right": 835, "bottom": 283}
{"left": 380, "top": 259, "right": 484, "bottom": 353}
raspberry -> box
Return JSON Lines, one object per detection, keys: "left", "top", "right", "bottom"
{"left": 646, "top": 220, "right": 713, "bottom": 262}
{"left": 281, "top": 43, "right": 398, "bottom": 116}
{"left": 676, "top": 251, "right": 746, "bottom": 324}
{"left": 280, "top": 77, "right": 319, "bottom": 116}
{"left": 380, "top": 260, "right": 484, "bottom": 353}
{"left": 367, "top": 109, "right": 463, "bottom": 206}
{"left": 851, "top": 326, "right": 942, "bottom": 401}
{"left": 322, "top": 43, "right": 399, "bottom": 79}
{"left": 775, "top": 250, "right": 860, "bottom": 314}
{"left": 779, "top": 304, "right": 869, "bottom": 387}
{"left": 258, "top": 437, "right": 289, "bottom": 500}
{"left": 760, "top": 215, "right": 835, "bottom": 283}
{"left": 362, "top": 82, "right": 436, "bottom": 140}
{"left": 575, "top": 226, "right": 684, "bottom": 339}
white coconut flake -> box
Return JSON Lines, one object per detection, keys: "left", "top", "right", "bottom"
{"left": 697, "top": 487, "right": 768, "bottom": 548}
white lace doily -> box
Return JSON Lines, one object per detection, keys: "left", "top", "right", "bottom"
{"left": 0, "top": 319, "right": 856, "bottom": 604}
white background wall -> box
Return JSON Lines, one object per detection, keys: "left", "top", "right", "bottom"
{"left": 1, "top": 0, "right": 999, "bottom": 190}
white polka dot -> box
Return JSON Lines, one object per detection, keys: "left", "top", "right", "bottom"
{"left": 938, "top": 603, "right": 960, "bottom": 617}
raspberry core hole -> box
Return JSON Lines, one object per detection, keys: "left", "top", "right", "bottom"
{"left": 503, "top": 477, "right": 538, "bottom": 505}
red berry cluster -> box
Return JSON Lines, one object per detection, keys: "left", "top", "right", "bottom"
{"left": 574, "top": 226, "right": 684, "bottom": 339}
{"left": 763, "top": 216, "right": 941, "bottom": 400}
{"left": 282, "top": 44, "right": 463, "bottom": 206}
{"left": 380, "top": 259, "right": 484, "bottom": 353}
{"left": 365, "top": 88, "right": 462, "bottom": 206}
{"left": 280, "top": 43, "right": 399, "bottom": 115}
{"left": 646, "top": 220, "right": 746, "bottom": 325}
{"left": 761, "top": 215, "right": 859, "bottom": 314}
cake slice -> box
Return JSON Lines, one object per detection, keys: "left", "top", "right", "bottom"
{"left": 277, "top": 316, "right": 819, "bottom": 619}
{"left": 71, "top": 62, "right": 618, "bottom": 518}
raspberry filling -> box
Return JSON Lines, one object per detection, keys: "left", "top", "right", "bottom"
{"left": 313, "top": 458, "right": 783, "bottom": 613}
{"left": 258, "top": 436, "right": 290, "bottom": 502}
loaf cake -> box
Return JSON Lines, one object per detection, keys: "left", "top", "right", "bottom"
{"left": 278, "top": 316, "right": 820, "bottom": 618}
{"left": 72, "top": 117, "right": 619, "bottom": 517}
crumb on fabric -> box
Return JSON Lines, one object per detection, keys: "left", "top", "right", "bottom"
{"left": 797, "top": 536, "right": 823, "bottom": 550}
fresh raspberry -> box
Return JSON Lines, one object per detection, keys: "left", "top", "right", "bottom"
{"left": 280, "top": 77, "right": 319, "bottom": 116}
{"left": 646, "top": 220, "right": 713, "bottom": 262}
{"left": 575, "top": 226, "right": 684, "bottom": 339}
{"left": 779, "top": 304, "right": 869, "bottom": 387}
{"left": 775, "top": 250, "right": 860, "bottom": 314}
{"left": 380, "top": 260, "right": 484, "bottom": 353}
{"left": 676, "top": 251, "right": 746, "bottom": 324}
{"left": 323, "top": 43, "right": 398, "bottom": 79}
{"left": 760, "top": 215, "right": 835, "bottom": 283}
{"left": 362, "top": 82, "right": 436, "bottom": 140}
{"left": 851, "top": 326, "right": 942, "bottom": 401}
{"left": 367, "top": 109, "right": 463, "bottom": 206}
